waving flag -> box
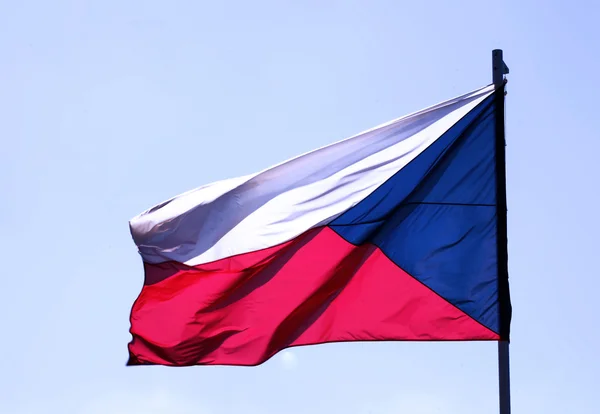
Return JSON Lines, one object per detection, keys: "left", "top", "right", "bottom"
{"left": 127, "top": 83, "right": 511, "bottom": 366}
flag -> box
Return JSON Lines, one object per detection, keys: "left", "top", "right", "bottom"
{"left": 127, "top": 83, "right": 511, "bottom": 366}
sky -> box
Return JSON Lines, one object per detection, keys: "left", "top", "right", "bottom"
{"left": 1, "top": 0, "right": 599, "bottom": 413}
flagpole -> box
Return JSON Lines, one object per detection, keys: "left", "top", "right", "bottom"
{"left": 493, "top": 49, "right": 511, "bottom": 414}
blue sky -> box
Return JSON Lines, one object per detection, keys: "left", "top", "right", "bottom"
{"left": 1, "top": 1, "right": 598, "bottom": 413}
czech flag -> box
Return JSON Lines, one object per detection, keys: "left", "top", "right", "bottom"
{"left": 127, "top": 83, "right": 511, "bottom": 366}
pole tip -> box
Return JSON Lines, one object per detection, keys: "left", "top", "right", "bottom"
{"left": 492, "top": 50, "right": 508, "bottom": 85}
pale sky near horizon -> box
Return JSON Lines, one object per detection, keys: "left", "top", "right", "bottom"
{"left": 1, "top": 1, "right": 599, "bottom": 413}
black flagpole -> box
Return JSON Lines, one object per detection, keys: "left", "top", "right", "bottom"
{"left": 493, "top": 49, "right": 511, "bottom": 414}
